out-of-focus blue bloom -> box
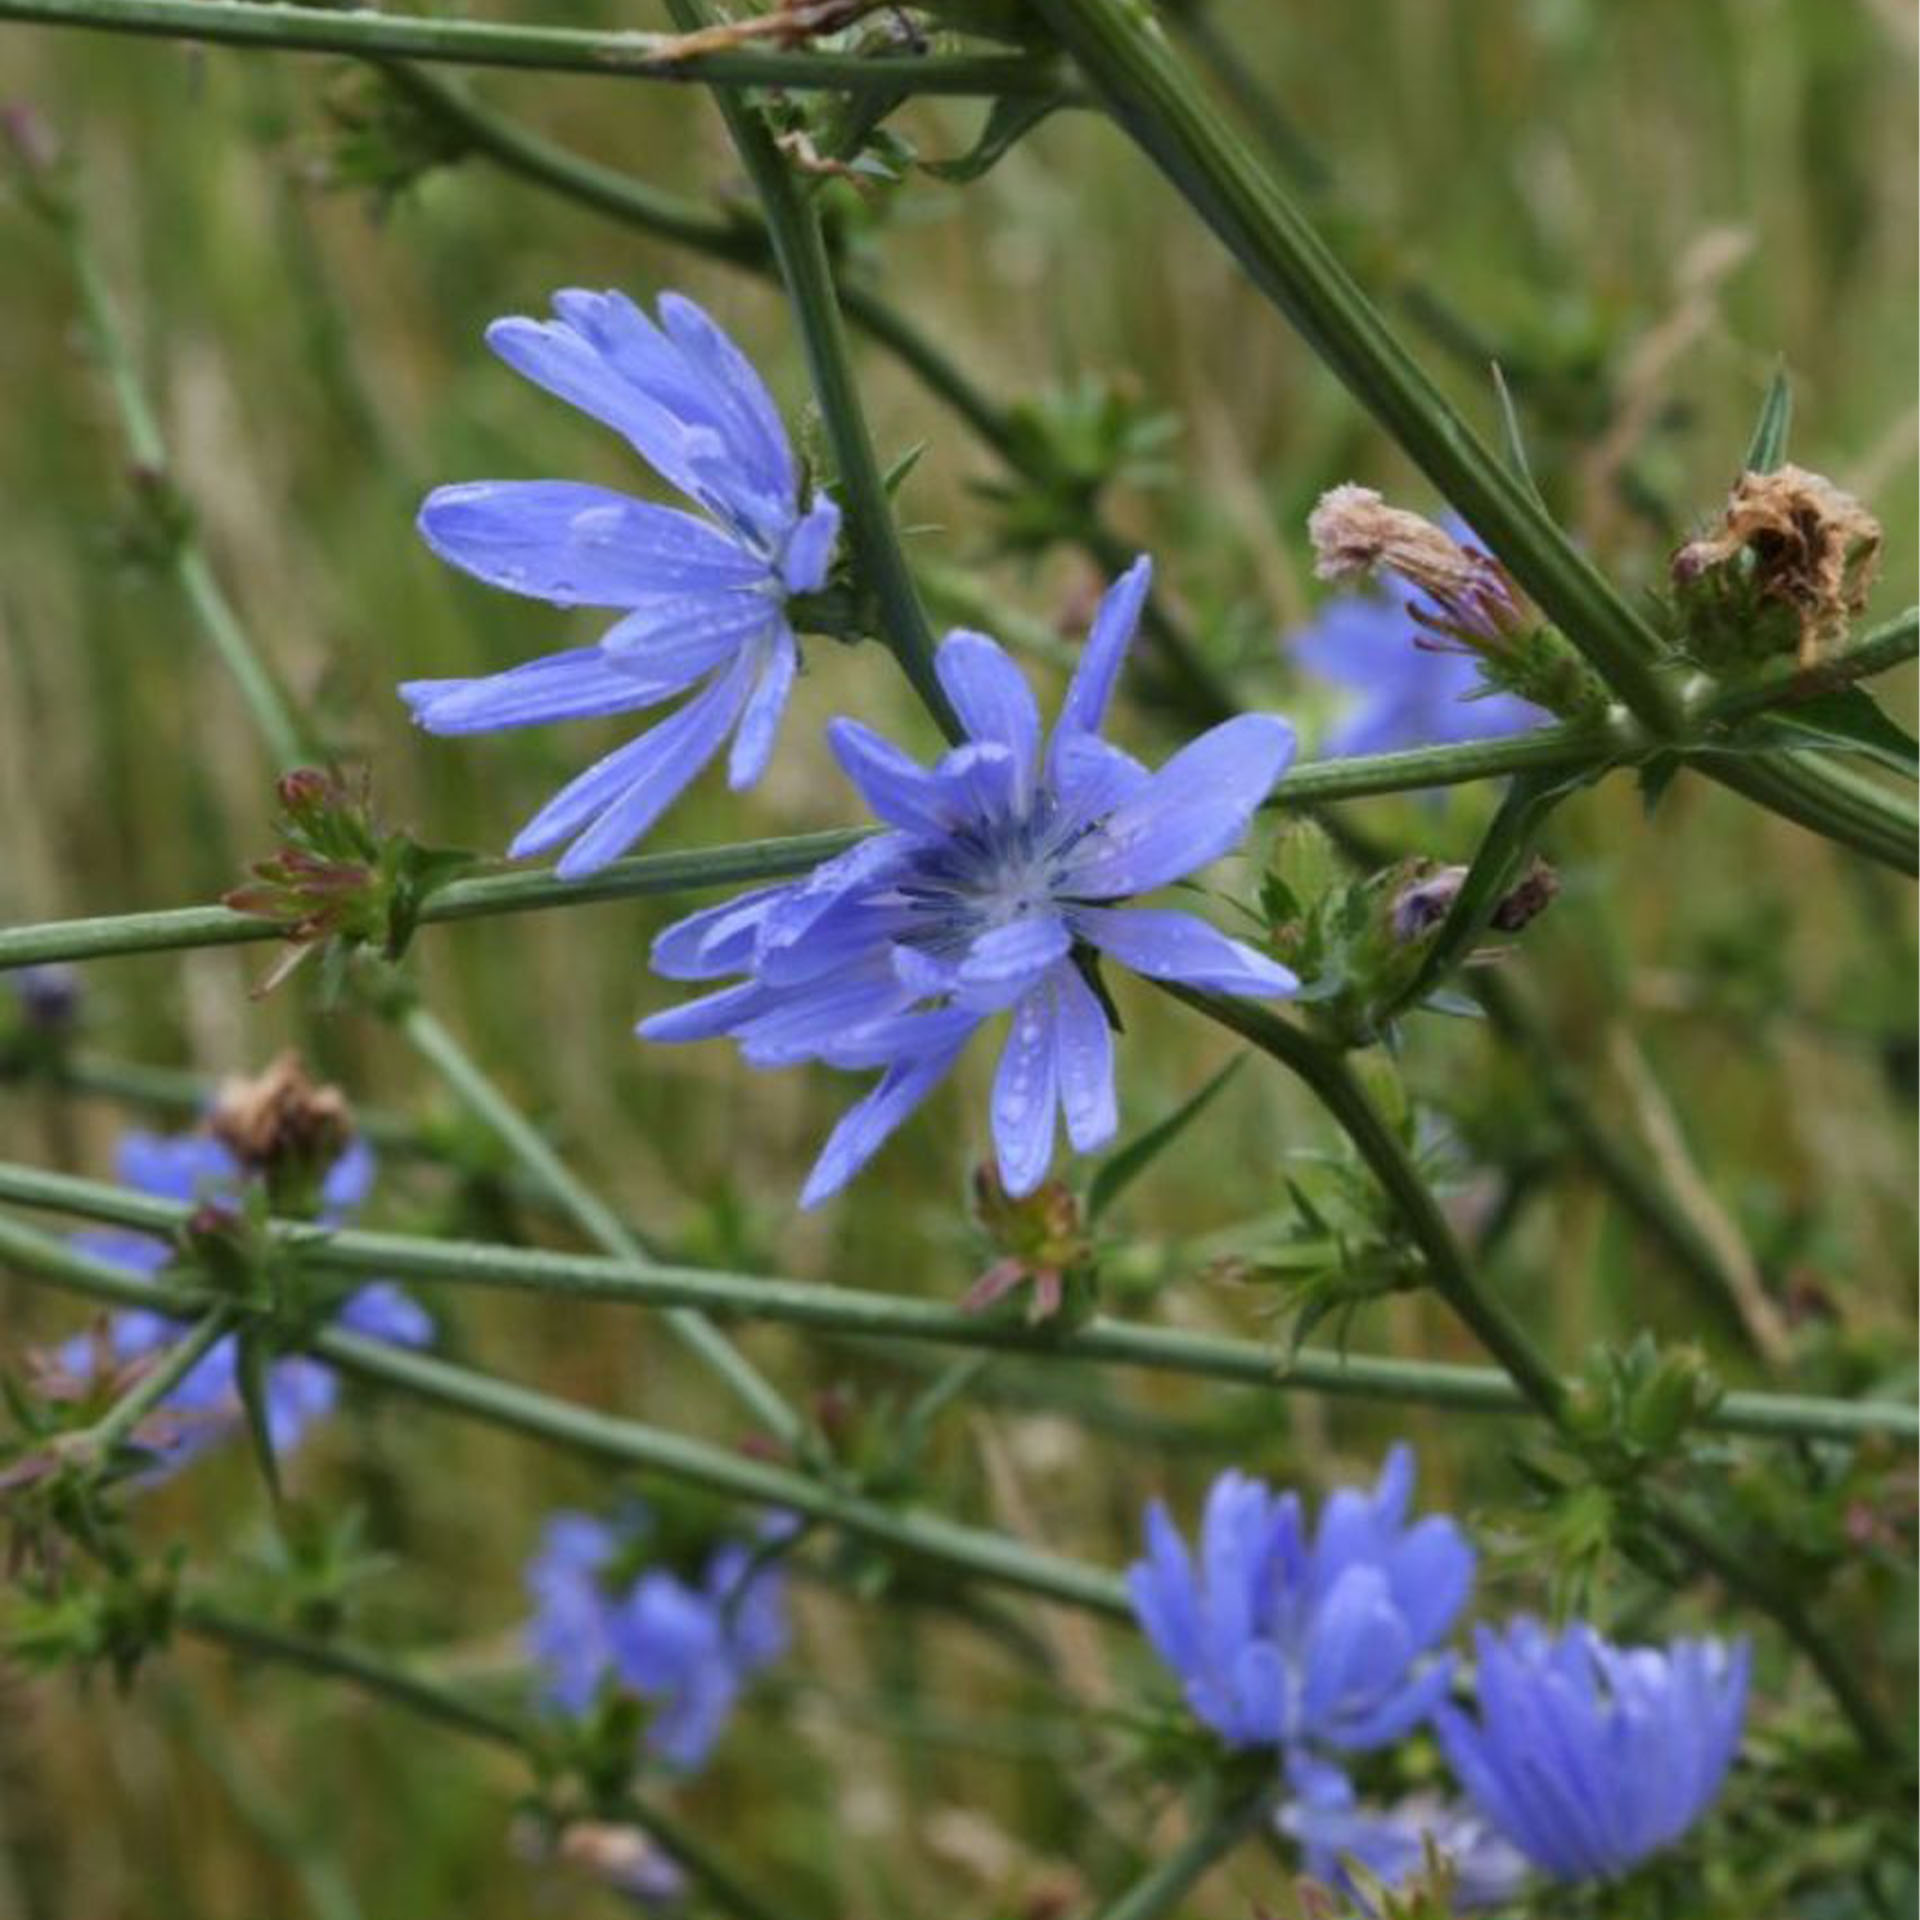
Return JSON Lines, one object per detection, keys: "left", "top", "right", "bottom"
{"left": 1287, "top": 515, "right": 1547, "bottom": 759}
{"left": 524, "top": 1509, "right": 790, "bottom": 1776}
{"left": 639, "top": 558, "right": 1297, "bottom": 1206}
{"left": 58, "top": 1130, "right": 430, "bottom": 1470}
{"left": 6, "top": 962, "right": 81, "bottom": 1031}
{"left": 1437, "top": 1620, "right": 1749, "bottom": 1882}
{"left": 1126, "top": 1448, "right": 1474, "bottom": 1756}
{"left": 1279, "top": 1755, "right": 1531, "bottom": 1913}
{"left": 403, "top": 289, "right": 840, "bottom": 878}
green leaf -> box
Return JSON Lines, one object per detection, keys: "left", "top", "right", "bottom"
{"left": 1744, "top": 365, "right": 1792, "bottom": 474}
{"left": 1087, "top": 1054, "right": 1245, "bottom": 1224}
{"left": 1745, "top": 687, "right": 1919, "bottom": 778}
{"left": 1636, "top": 749, "right": 1685, "bottom": 815}
{"left": 231, "top": 1332, "right": 283, "bottom": 1508}
{"left": 923, "top": 92, "right": 1069, "bottom": 183}
{"left": 1490, "top": 362, "right": 1546, "bottom": 506}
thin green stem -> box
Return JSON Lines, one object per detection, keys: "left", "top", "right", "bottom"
{"left": 1692, "top": 609, "right": 1920, "bottom": 731}
{"left": 401, "top": 1007, "right": 800, "bottom": 1447}
{"left": 1092, "top": 1780, "right": 1276, "bottom": 1920}
{"left": 665, "top": 0, "right": 959, "bottom": 740}
{"left": 65, "top": 1304, "right": 236, "bottom": 1467}
{"left": 177, "top": 1601, "right": 797, "bottom": 1920}
{"left": 0, "top": 829, "right": 862, "bottom": 968}
{"left": 0, "top": 1214, "right": 1130, "bottom": 1618}
{"left": 4, "top": 1166, "right": 1909, "bottom": 1445}
{"left": 0, "top": 0, "right": 1057, "bottom": 93}
{"left": 59, "top": 204, "right": 311, "bottom": 767}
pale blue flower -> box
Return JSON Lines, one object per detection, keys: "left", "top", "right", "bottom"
{"left": 404, "top": 289, "right": 840, "bottom": 878}
{"left": 1437, "top": 1619, "right": 1749, "bottom": 1881}
{"left": 524, "top": 1509, "right": 790, "bottom": 1776}
{"left": 639, "top": 558, "right": 1297, "bottom": 1206}
{"left": 1126, "top": 1448, "right": 1474, "bottom": 1756}
{"left": 1279, "top": 1754, "right": 1531, "bottom": 1912}
{"left": 59, "top": 1130, "right": 430, "bottom": 1470}
{"left": 1288, "top": 515, "right": 1547, "bottom": 758}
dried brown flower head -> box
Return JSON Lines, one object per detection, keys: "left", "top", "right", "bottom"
{"left": 209, "top": 1052, "right": 353, "bottom": 1187}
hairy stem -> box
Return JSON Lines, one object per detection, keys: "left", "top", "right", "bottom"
{"left": 3, "top": 1167, "right": 1909, "bottom": 1445}
{"left": 0, "top": 0, "right": 1057, "bottom": 93}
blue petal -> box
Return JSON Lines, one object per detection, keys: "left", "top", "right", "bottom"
{"left": 1048, "top": 555, "right": 1153, "bottom": 768}
{"left": 598, "top": 592, "right": 781, "bottom": 680}
{"left": 658, "top": 291, "right": 797, "bottom": 507}
{"left": 728, "top": 625, "right": 797, "bottom": 790}
{"left": 1063, "top": 715, "right": 1295, "bottom": 898}
{"left": 781, "top": 493, "right": 841, "bottom": 595}
{"left": 400, "top": 645, "right": 689, "bottom": 735}
{"left": 1049, "top": 963, "right": 1117, "bottom": 1152}
{"left": 648, "top": 887, "right": 786, "bottom": 981}
{"left": 1069, "top": 905, "right": 1298, "bottom": 997}
{"left": 319, "top": 1138, "right": 377, "bottom": 1218}
{"left": 991, "top": 984, "right": 1061, "bottom": 1196}
{"left": 1049, "top": 731, "right": 1152, "bottom": 832}
{"left": 827, "top": 718, "right": 953, "bottom": 835}
{"left": 118, "top": 1133, "right": 236, "bottom": 1203}
{"left": 418, "top": 481, "right": 767, "bottom": 608}
{"left": 935, "top": 631, "right": 1041, "bottom": 787}
{"left": 956, "top": 913, "right": 1071, "bottom": 1012}
{"left": 799, "top": 1038, "right": 970, "bottom": 1208}
{"left": 509, "top": 652, "right": 755, "bottom": 876}
{"left": 335, "top": 1282, "right": 433, "bottom": 1349}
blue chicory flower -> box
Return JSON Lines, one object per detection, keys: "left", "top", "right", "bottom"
{"left": 1287, "top": 515, "right": 1547, "bottom": 758}
{"left": 524, "top": 1509, "right": 790, "bottom": 1776}
{"left": 59, "top": 1130, "right": 431, "bottom": 1470}
{"left": 1436, "top": 1619, "right": 1749, "bottom": 1881}
{"left": 403, "top": 289, "right": 840, "bottom": 878}
{"left": 1126, "top": 1448, "right": 1474, "bottom": 1756}
{"left": 1279, "top": 1754, "right": 1531, "bottom": 1913}
{"left": 638, "top": 557, "right": 1298, "bottom": 1206}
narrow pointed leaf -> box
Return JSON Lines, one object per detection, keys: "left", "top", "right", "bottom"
{"left": 1744, "top": 366, "right": 1793, "bottom": 474}
{"left": 1087, "top": 1054, "right": 1244, "bottom": 1224}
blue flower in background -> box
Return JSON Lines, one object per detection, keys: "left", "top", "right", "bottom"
{"left": 59, "top": 1130, "right": 431, "bottom": 1470}
{"left": 1126, "top": 1448, "right": 1473, "bottom": 1756}
{"left": 524, "top": 1509, "right": 789, "bottom": 1775}
{"left": 1287, "top": 514, "right": 1547, "bottom": 758}
{"left": 639, "top": 558, "right": 1297, "bottom": 1206}
{"left": 403, "top": 289, "right": 840, "bottom": 878}
{"left": 1279, "top": 1755, "right": 1531, "bottom": 1912}
{"left": 1437, "top": 1620, "right": 1748, "bottom": 1882}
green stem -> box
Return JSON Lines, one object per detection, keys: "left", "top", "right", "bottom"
{"left": 1030, "top": 0, "right": 1679, "bottom": 733}
{"left": 665, "top": 0, "right": 959, "bottom": 740}
{"left": 400, "top": 1007, "right": 800, "bottom": 1447}
{"left": 59, "top": 203, "right": 311, "bottom": 767}
{"left": 66, "top": 1304, "right": 236, "bottom": 1467}
{"left": 0, "top": 828, "right": 862, "bottom": 968}
{"left": 1092, "top": 1780, "right": 1275, "bottom": 1920}
{"left": 5, "top": 1168, "right": 1909, "bottom": 1444}
{"left": 1168, "top": 988, "right": 1572, "bottom": 1422}
{"left": 1169, "top": 987, "right": 1905, "bottom": 1755}
{"left": 0, "top": 1213, "right": 1129, "bottom": 1617}
{"left": 0, "top": 0, "right": 1056, "bottom": 93}
{"left": 1032, "top": 0, "right": 1920, "bottom": 872}
{"left": 177, "top": 1601, "right": 796, "bottom": 1920}
{"left": 1692, "top": 609, "right": 1920, "bottom": 731}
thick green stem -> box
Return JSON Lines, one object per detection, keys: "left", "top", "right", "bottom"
{"left": 0, "top": 0, "right": 1056, "bottom": 93}
{"left": 664, "top": 0, "right": 959, "bottom": 740}
{"left": 400, "top": 1007, "right": 801, "bottom": 1448}
{"left": 1030, "top": 0, "right": 1679, "bottom": 732}
{"left": 5, "top": 1166, "right": 1908, "bottom": 1445}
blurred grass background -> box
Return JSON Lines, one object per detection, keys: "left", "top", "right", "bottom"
{"left": 0, "top": 1, "right": 1915, "bottom": 1915}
